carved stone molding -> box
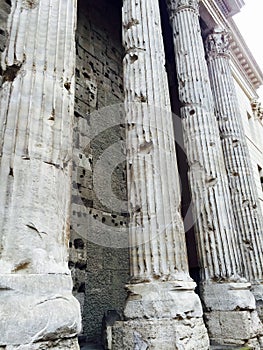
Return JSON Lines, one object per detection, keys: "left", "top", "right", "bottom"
{"left": 215, "top": 0, "right": 244, "bottom": 17}
{"left": 206, "top": 28, "right": 230, "bottom": 58}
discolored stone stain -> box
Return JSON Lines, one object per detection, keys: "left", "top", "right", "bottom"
{"left": 139, "top": 140, "right": 153, "bottom": 154}
{"left": 64, "top": 81, "right": 71, "bottom": 91}
{"left": 22, "top": 0, "right": 39, "bottom": 10}
{"left": 12, "top": 261, "right": 31, "bottom": 273}
{"left": 65, "top": 220, "right": 71, "bottom": 247}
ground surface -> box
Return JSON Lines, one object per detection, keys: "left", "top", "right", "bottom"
{"left": 79, "top": 342, "right": 249, "bottom": 350}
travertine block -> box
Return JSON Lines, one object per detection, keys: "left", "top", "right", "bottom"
{"left": 124, "top": 281, "right": 203, "bottom": 320}
{"left": 206, "top": 310, "right": 262, "bottom": 345}
{"left": 112, "top": 318, "right": 209, "bottom": 350}
{"left": 200, "top": 282, "right": 256, "bottom": 311}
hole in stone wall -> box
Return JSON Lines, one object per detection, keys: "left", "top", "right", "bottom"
{"left": 78, "top": 283, "right": 85, "bottom": 293}
{"left": 130, "top": 53, "right": 138, "bottom": 63}
{"left": 74, "top": 238, "right": 84, "bottom": 249}
{"left": 258, "top": 165, "right": 263, "bottom": 192}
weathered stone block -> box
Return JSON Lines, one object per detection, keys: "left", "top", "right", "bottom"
{"left": 205, "top": 310, "right": 262, "bottom": 346}
{"left": 112, "top": 318, "right": 209, "bottom": 350}
{"left": 201, "top": 282, "right": 256, "bottom": 311}
{"left": 1, "top": 337, "right": 79, "bottom": 350}
{"left": 124, "top": 281, "right": 203, "bottom": 320}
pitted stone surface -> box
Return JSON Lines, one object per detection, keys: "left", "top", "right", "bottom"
{"left": 0, "top": 0, "right": 11, "bottom": 59}
{"left": 71, "top": 0, "right": 129, "bottom": 340}
{"left": 200, "top": 282, "right": 256, "bottom": 311}
{"left": 112, "top": 318, "right": 209, "bottom": 350}
{"left": 124, "top": 281, "right": 203, "bottom": 320}
{"left": 206, "top": 310, "right": 262, "bottom": 348}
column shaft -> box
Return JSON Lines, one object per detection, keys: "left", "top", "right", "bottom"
{"left": 112, "top": 1, "right": 209, "bottom": 348}
{"left": 206, "top": 28, "right": 263, "bottom": 315}
{"left": 167, "top": 0, "right": 240, "bottom": 282}
{"left": 167, "top": 0, "right": 263, "bottom": 346}
{"left": 123, "top": 0, "right": 188, "bottom": 282}
{"left": 0, "top": 0, "right": 81, "bottom": 348}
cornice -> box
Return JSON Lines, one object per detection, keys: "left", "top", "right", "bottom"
{"left": 215, "top": 0, "right": 244, "bottom": 18}
{"left": 228, "top": 18, "right": 263, "bottom": 91}
{"left": 200, "top": 0, "right": 263, "bottom": 94}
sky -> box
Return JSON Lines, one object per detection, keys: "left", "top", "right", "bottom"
{"left": 233, "top": 0, "right": 263, "bottom": 101}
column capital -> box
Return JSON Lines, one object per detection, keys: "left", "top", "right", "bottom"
{"left": 167, "top": 0, "right": 199, "bottom": 14}
{"left": 205, "top": 28, "right": 230, "bottom": 59}
{"left": 251, "top": 99, "right": 263, "bottom": 120}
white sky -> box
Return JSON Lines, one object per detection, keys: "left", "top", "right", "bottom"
{"left": 233, "top": 0, "right": 263, "bottom": 101}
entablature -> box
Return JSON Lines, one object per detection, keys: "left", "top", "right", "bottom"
{"left": 200, "top": 0, "right": 263, "bottom": 97}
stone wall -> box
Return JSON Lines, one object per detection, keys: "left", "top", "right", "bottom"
{"left": 0, "top": 0, "right": 11, "bottom": 83}
{"left": 0, "top": 0, "right": 10, "bottom": 52}
{"left": 69, "top": 0, "right": 129, "bottom": 342}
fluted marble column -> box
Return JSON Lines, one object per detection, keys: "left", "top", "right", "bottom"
{"left": 167, "top": 0, "right": 262, "bottom": 346}
{"left": 206, "top": 28, "right": 263, "bottom": 317}
{"left": 0, "top": 1, "right": 81, "bottom": 348}
{"left": 112, "top": 0, "right": 209, "bottom": 349}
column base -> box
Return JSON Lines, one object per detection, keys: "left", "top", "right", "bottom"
{"left": 0, "top": 274, "right": 81, "bottom": 348}
{"left": 112, "top": 280, "right": 209, "bottom": 349}
{"left": 201, "top": 282, "right": 263, "bottom": 347}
